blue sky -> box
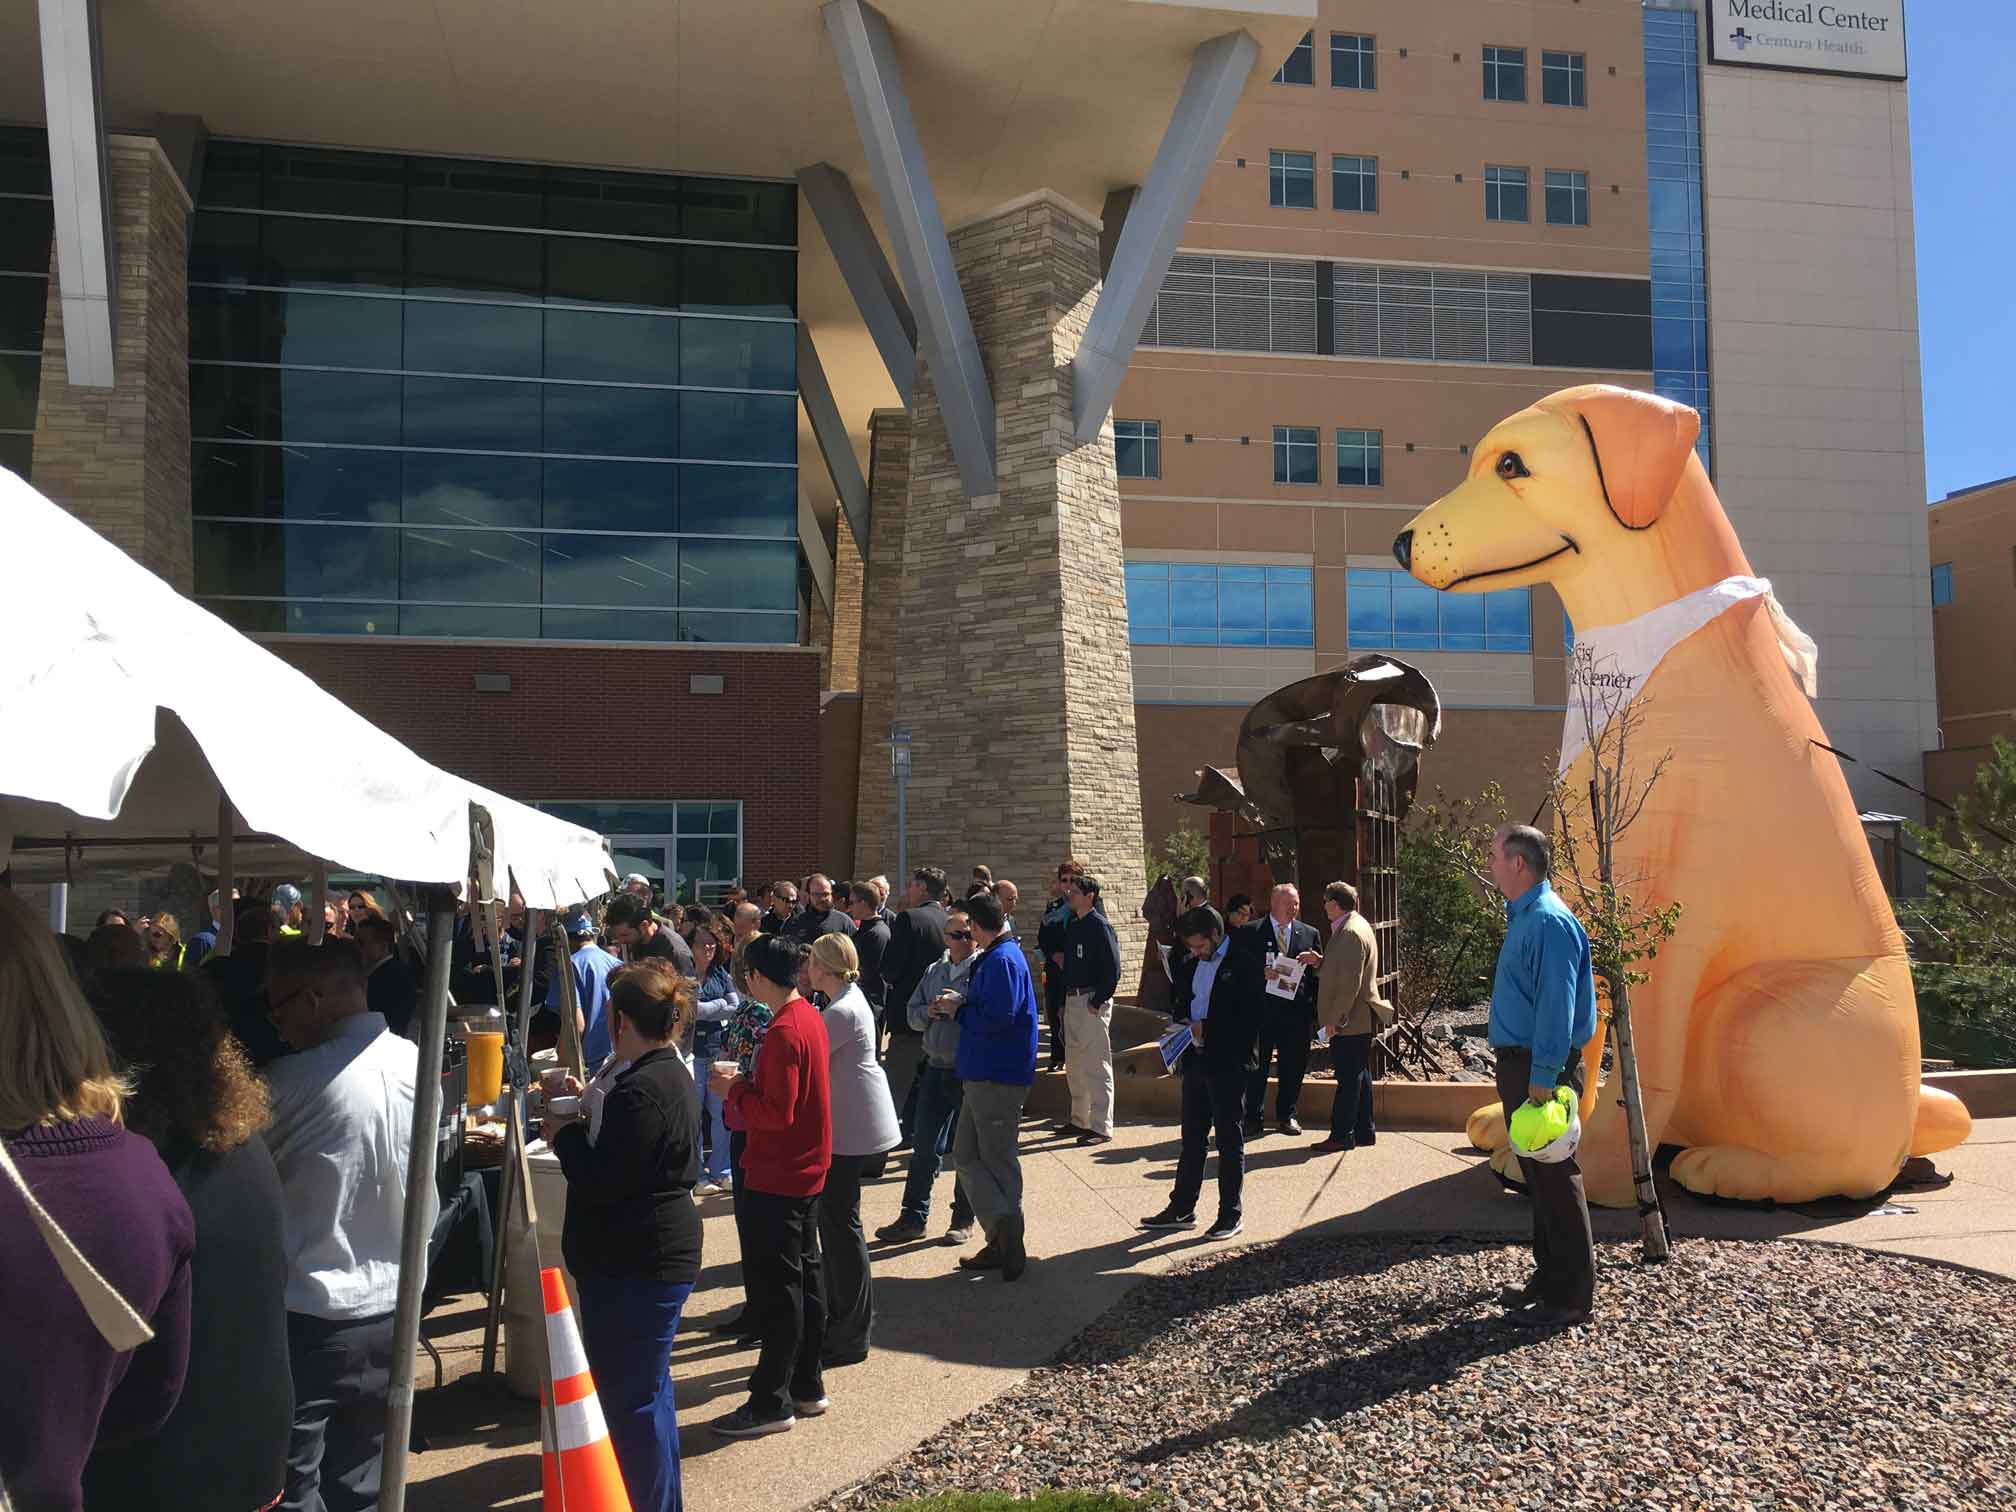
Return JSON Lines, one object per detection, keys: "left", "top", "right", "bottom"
{"left": 1908, "top": 0, "right": 2013, "bottom": 501}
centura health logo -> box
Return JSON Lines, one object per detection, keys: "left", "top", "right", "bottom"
{"left": 1730, "top": 26, "right": 1753, "bottom": 50}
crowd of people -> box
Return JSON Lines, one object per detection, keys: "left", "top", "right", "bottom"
{"left": 1, "top": 824, "right": 1597, "bottom": 1512}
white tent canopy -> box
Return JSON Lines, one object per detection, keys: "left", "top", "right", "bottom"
{"left": 0, "top": 470, "right": 612, "bottom": 908}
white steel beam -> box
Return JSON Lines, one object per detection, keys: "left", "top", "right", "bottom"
{"left": 798, "top": 324, "right": 872, "bottom": 558}
{"left": 799, "top": 163, "right": 917, "bottom": 405}
{"left": 36, "top": 0, "right": 117, "bottom": 388}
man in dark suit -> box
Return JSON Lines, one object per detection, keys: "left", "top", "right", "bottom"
{"left": 356, "top": 917, "right": 420, "bottom": 1038}
{"left": 1142, "top": 905, "right": 1264, "bottom": 1240}
{"left": 204, "top": 898, "right": 287, "bottom": 1066}
{"left": 1242, "top": 882, "right": 1323, "bottom": 1139}
{"left": 881, "top": 867, "right": 950, "bottom": 1137}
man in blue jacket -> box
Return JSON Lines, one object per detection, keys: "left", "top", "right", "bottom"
{"left": 1486, "top": 823, "right": 1598, "bottom": 1328}
{"left": 948, "top": 890, "right": 1040, "bottom": 1281}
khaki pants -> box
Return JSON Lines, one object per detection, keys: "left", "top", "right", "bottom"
{"left": 1062, "top": 990, "right": 1114, "bottom": 1136}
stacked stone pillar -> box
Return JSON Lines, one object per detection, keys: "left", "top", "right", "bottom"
{"left": 853, "top": 193, "right": 1146, "bottom": 959}
{"left": 31, "top": 135, "right": 195, "bottom": 592}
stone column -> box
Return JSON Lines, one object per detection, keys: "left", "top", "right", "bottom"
{"left": 31, "top": 135, "right": 194, "bottom": 592}
{"left": 852, "top": 407, "right": 913, "bottom": 872}
{"left": 857, "top": 192, "right": 1146, "bottom": 958}
{"left": 829, "top": 519, "right": 864, "bottom": 693}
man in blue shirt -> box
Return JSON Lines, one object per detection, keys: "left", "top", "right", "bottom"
{"left": 1487, "top": 824, "right": 1598, "bottom": 1327}
{"left": 1143, "top": 906, "right": 1264, "bottom": 1241}
{"left": 545, "top": 910, "right": 624, "bottom": 1068}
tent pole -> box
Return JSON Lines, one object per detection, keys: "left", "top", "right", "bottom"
{"left": 551, "top": 917, "right": 586, "bottom": 1081}
{"left": 480, "top": 911, "right": 541, "bottom": 1380}
{"left": 308, "top": 861, "right": 328, "bottom": 945}
{"left": 215, "top": 795, "right": 236, "bottom": 959}
{"left": 380, "top": 883, "right": 456, "bottom": 1512}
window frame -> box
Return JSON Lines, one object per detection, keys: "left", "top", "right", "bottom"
{"left": 1272, "top": 424, "right": 1321, "bottom": 486}
{"left": 1484, "top": 164, "right": 1531, "bottom": 224}
{"left": 1268, "top": 149, "right": 1318, "bottom": 211}
{"left": 1541, "top": 50, "right": 1588, "bottom": 108}
{"left": 1544, "top": 168, "right": 1590, "bottom": 228}
{"left": 1336, "top": 427, "right": 1384, "bottom": 488}
{"left": 535, "top": 800, "right": 744, "bottom": 905}
{"left": 1272, "top": 30, "right": 1316, "bottom": 86}
{"left": 1931, "top": 562, "right": 1954, "bottom": 607}
{"left": 1124, "top": 560, "right": 1315, "bottom": 649}
{"left": 1482, "top": 45, "right": 1528, "bottom": 104}
{"left": 1330, "top": 154, "right": 1379, "bottom": 215}
{"left": 1329, "top": 32, "right": 1377, "bottom": 91}
{"left": 1114, "top": 418, "right": 1162, "bottom": 480}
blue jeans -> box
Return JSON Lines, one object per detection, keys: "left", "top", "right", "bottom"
{"left": 899, "top": 1063, "right": 975, "bottom": 1227}
{"left": 575, "top": 1276, "right": 693, "bottom": 1512}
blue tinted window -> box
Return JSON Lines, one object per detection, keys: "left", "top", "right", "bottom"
{"left": 679, "top": 392, "right": 795, "bottom": 463}
{"left": 545, "top": 308, "right": 681, "bottom": 385}
{"left": 403, "top": 453, "right": 542, "bottom": 529}
{"left": 680, "top": 317, "right": 796, "bottom": 391}
{"left": 1125, "top": 563, "right": 1171, "bottom": 644}
{"left": 546, "top": 385, "right": 680, "bottom": 458}
{"left": 402, "top": 525, "right": 541, "bottom": 605}
{"left": 1124, "top": 562, "right": 1311, "bottom": 647}
{"left": 1931, "top": 562, "right": 1953, "bottom": 606}
{"left": 1344, "top": 568, "right": 1532, "bottom": 652}
{"left": 681, "top": 463, "right": 795, "bottom": 537}
{"left": 404, "top": 300, "right": 542, "bottom": 377}
{"left": 405, "top": 376, "right": 541, "bottom": 452}
{"left": 543, "top": 459, "right": 678, "bottom": 533}
{"left": 679, "top": 539, "right": 797, "bottom": 610}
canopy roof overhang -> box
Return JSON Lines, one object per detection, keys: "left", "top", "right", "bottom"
{"left": 0, "top": 0, "right": 1314, "bottom": 543}
{"left": 0, "top": 470, "right": 614, "bottom": 906}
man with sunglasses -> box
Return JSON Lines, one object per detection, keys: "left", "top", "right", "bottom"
{"left": 262, "top": 939, "right": 436, "bottom": 1512}
{"left": 875, "top": 904, "right": 980, "bottom": 1245}
{"left": 1059, "top": 874, "right": 1122, "bottom": 1145}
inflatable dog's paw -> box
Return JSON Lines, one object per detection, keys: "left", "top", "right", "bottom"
{"left": 1467, "top": 1099, "right": 1508, "bottom": 1153}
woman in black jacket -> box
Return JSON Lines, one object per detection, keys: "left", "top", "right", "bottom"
{"left": 81, "top": 968, "right": 292, "bottom": 1512}
{"left": 544, "top": 959, "right": 701, "bottom": 1512}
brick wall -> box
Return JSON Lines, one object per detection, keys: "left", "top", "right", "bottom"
{"left": 268, "top": 640, "right": 826, "bottom": 884}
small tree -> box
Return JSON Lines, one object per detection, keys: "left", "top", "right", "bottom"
{"left": 1902, "top": 737, "right": 2016, "bottom": 1063}
{"left": 1549, "top": 647, "right": 1683, "bottom": 1262}
{"left": 1398, "top": 782, "right": 1510, "bottom": 1021}
{"left": 1144, "top": 819, "right": 1212, "bottom": 892}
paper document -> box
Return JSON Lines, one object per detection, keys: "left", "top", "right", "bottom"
{"left": 1265, "top": 955, "right": 1307, "bottom": 1000}
{"left": 1158, "top": 1023, "right": 1192, "bottom": 1074}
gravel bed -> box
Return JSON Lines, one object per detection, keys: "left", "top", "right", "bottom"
{"left": 824, "top": 1236, "right": 2016, "bottom": 1512}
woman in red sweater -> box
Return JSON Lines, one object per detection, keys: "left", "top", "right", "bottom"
{"left": 707, "top": 934, "right": 832, "bottom": 1438}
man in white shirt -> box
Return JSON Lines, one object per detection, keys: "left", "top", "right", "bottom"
{"left": 264, "top": 939, "right": 435, "bottom": 1512}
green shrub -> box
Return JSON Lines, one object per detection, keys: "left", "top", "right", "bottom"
{"left": 1397, "top": 782, "right": 1510, "bottom": 1017}
{"left": 1144, "top": 820, "right": 1211, "bottom": 892}
{"left": 1904, "top": 736, "right": 2016, "bottom": 1066}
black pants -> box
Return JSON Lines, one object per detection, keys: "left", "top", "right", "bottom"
{"left": 1328, "top": 1032, "right": 1376, "bottom": 1145}
{"left": 282, "top": 1310, "right": 393, "bottom": 1512}
{"left": 817, "top": 1153, "right": 875, "bottom": 1361}
{"left": 1494, "top": 1046, "right": 1596, "bottom": 1313}
{"left": 1246, "top": 1007, "right": 1313, "bottom": 1124}
{"left": 729, "top": 1129, "right": 752, "bottom": 1313}
{"left": 1045, "top": 982, "right": 1065, "bottom": 1067}
{"left": 890, "top": 1034, "right": 924, "bottom": 1141}
{"left": 739, "top": 1189, "right": 826, "bottom": 1418}
{"left": 1171, "top": 1050, "right": 1247, "bottom": 1221}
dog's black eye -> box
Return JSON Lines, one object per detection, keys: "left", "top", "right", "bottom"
{"left": 1496, "top": 451, "right": 1530, "bottom": 481}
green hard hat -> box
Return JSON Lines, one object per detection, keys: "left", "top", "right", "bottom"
{"left": 1509, "top": 1084, "right": 1580, "bottom": 1158}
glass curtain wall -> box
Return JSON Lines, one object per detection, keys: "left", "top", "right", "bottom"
{"left": 0, "top": 128, "right": 53, "bottom": 479}
{"left": 188, "top": 143, "right": 801, "bottom": 642}
{"left": 1644, "top": 7, "right": 1712, "bottom": 471}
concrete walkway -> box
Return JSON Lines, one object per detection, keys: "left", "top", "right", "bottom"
{"left": 407, "top": 1111, "right": 2016, "bottom": 1512}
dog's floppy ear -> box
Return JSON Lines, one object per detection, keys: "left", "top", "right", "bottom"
{"left": 1565, "top": 388, "right": 1700, "bottom": 531}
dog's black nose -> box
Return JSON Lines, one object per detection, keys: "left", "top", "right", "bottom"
{"left": 1392, "top": 530, "right": 1414, "bottom": 570}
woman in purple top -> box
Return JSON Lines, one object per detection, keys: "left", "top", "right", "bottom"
{"left": 0, "top": 891, "right": 195, "bottom": 1512}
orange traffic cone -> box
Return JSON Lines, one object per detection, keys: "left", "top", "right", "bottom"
{"left": 540, "top": 1268, "right": 632, "bottom": 1512}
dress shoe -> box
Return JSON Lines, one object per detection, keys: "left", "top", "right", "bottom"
{"left": 1309, "top": 1137, "right": 1353, "bottom": 1154}
{"left": 820, "top": 1349, "right": 868, "bottom": 1368}
{"left": 1242, "top": 1117, "right": 1266, "bottom": 1138}
{"left": 1278, "top": 1118, "right": 1304, "bottom": 1137}
{"left": 1075, "top": 1130, "right": 1114, "bottom": 1146}
{"left": 1498, "top": 1279, "right": 1541, "bottom": 1310}
{"left": 875, "top": 1217, "right": 928, "bottom": 1243}
{"left": 1504, "top": 1302, "right": 1591, "bottom": 1329}
{"left": 1357, "top": 1131, "right": 1377, "bottom": 1146}
{"left": 997, "top": 1213, "right": 1028, "bottom": 1281}
{"left": 958, "top": 1244, "right": 1004, "bottom": 1271}
{"left": 1139, "top": 1206, "right": 1197, "bottom": 1231}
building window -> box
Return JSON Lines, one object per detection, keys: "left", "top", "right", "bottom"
{"left": 1348, "top": 568, "right": 1532, "bottom": 652}
{"left": 537, "top": 801, "right": 743, "bottom": 903}
{"left": 1542, "top": 50, "right": 1588, "bottom": 107}
{"left": 1336, "top": 429, "right": 1383, "bottom": 487}
{"left": 1483, "top": 45, "right": 1527, "bottom": 103}
{"left": 1563, "top": 610, "right": 1575, "bottom": 653}
{"left": 0, "top": 127, "right": 53, "bottom": 481}
{"left": 1646, "top": 7, "right": 1713, "bottom": 469}
{"left": 1331, "top": 155, "right": 1379, "bottom": 214}
{"left": 1331, "top": 32, "right": 1376, "bottom": 90}
{"left": 1932, "top": 562, "right": 1954, "bottom": 606}
{"left": 1269, "top": 150, "right": 1317, "bottom": 210}
{"left": 1545, "top": 169, "right": 1590, "bottom": 227}
{"left": 1485, "top": 165, "right": 1530, "bottom": 223}
{"left": 1272, "top": 425, "right": 1320, "bottom": 485}
{"left": 185, "top": 141, "right": 802, "bottom": 645}
{"left": 1124, "top": 562, "right": 1315, "bottom": 647}
{"left": 1115, "top": 419, "right": 1161, "bottom": 480}
{"left": 1272, "top": 31, "right": 1315, "bottom": 85}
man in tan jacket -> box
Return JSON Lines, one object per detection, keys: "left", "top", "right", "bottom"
{"left": 1311, "top": 881, "right": 1387, "bottom": 1154}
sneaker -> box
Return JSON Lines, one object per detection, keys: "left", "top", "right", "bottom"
{"left": 1204, "top": 1214, "right": 1244, "bottom": 1240}
{"left": 874, "top": 1217, "right": 928, "bottom": 1243}
{"left": 1139, "top": 1206, "right": 1197, "bottom": 1231}
{"left": 792, "top": 1395, "right": 831, "bottom": 1418}
{"left": 943, "top": 1223, "right": 975, "bottom": 1246}
{"left": 712, "top": 1404, "right": 795, "bottom": 1438}
{"left": 694, "top": 1179, "right": 723, "bottom": 1197}
{"left": 1075, "top": 1130, "right": 1114, "bottom": 1146}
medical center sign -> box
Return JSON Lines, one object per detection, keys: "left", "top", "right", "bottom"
{"left": 1708, "top": 0, "right": 1907, "bottom": 80}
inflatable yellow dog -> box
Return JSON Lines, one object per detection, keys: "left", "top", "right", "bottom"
{"left": 1396, "top": 385, "right": 1971, "bottom": 1205}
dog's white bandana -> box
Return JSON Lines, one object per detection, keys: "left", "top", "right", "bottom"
{"left": 1560, "top": 574, "right": 1818, "bottom": 772}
